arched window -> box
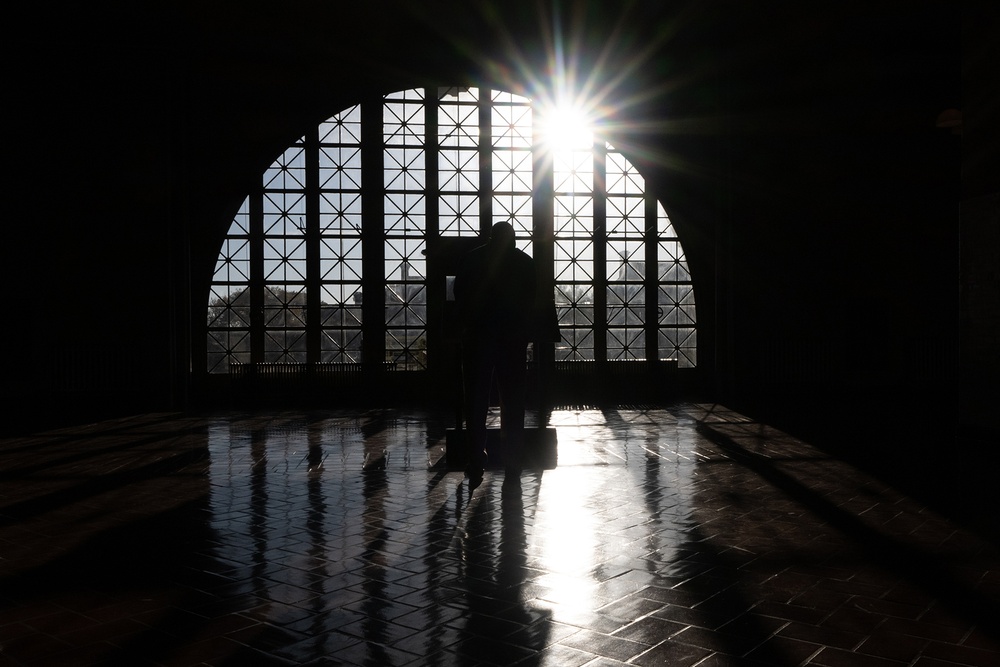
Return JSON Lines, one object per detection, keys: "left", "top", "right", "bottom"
{"left": 206, "top": 87, "right": 696, "bottom": 377}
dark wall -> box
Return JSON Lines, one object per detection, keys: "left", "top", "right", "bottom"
{"left": 5, "top": 12, "right": 179, "bottom": 419}
{"left": 959, "top": 7, "right": 1000, "bottom": 444}
{"left": 716, "top": 5, "right": 963, "bottom": 429}
{"left": 4, "top": 0, "right": 984, "bottom": 480}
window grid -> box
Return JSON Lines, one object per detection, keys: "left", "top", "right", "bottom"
{"left": 554, "top": 142, "right": 595, "bottom": 360}
{"left": 260, "top": 139, "right": 309, "bottom": 365}
{"left": 605, "top": 146, "right": 646, "bottom": 361}
{"left": 206, "top": 196, "right": 252, "bottom": 373}
{"left": 492, "top": 94, "right": 533, "bottom": 244}
{"left": 438, "top": 90, "right": 479, "bottom": 237}
{"left": 206, "top": 86, "right": 696, "bottom": 375}
{"left": 384, "top": 89, "right": 428, "bottom": 370}
{"left": 656, "top": 202, "right": 696, "bottom": 367}
{"left": 319, "top": 105, "right": 364, "bottom": 364}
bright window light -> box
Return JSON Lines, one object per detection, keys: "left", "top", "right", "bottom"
{"left": 541, "top": 103, "right": 594, "bottom": 151}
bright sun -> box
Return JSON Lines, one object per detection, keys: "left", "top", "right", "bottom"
{"left": 541, "top": 103, "right": 594, "bottom": 151}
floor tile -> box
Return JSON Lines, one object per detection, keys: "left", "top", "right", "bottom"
{"left": 1, "top": 405, "right": 998, "bottom": 666}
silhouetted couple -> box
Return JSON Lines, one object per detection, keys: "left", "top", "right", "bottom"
{"left": 454, "top": 222, "right": 536, "bottom": 491}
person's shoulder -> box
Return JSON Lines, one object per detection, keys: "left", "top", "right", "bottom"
{"left": 468, "top": 243, "right": 491, "bottom": 262}
{"left": 459, "top": 244, "right": 487, "bottom": 268}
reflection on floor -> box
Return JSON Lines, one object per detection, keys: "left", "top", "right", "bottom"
{"left": 1, "top": 405, "right": 998, "bottom": 666}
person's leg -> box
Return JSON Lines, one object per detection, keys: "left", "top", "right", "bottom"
{"left": 461, "top": 341, "right": 491, "bottom": 487}
{"left": 496, "top": 338, "right": 527, "bottom": 478}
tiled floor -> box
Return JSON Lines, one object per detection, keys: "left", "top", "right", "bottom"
{"left": 1, "top": 404, "right": 998, "bottom": 666}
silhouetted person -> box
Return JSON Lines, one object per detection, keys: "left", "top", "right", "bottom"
{"left": 454, "top": 222, "right": 536, "bottom": 490}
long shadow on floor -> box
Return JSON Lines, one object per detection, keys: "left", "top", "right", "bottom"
{"left": 696, "top": 420, "right": 1000, "bottom": 645}
{"left": 451, "top": 481, "right": 554, "bottom": 666}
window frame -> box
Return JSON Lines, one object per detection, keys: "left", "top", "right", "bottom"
{"left": 203, "top": 86, "right": 697, "bottom": 379}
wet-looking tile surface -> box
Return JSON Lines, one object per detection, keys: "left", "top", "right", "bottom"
{"left": 1, "top": 405, "right": 998, "bottom": 666}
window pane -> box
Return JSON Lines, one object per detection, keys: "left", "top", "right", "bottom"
{"left": 319, "top": 146, "right": 362, "bottom": 190}
{"left": 383, "top": 90, "right": 426, "bottom": 146}
{"left": 607, "top": 150, "right": 644, "bottom": 193}
{"left": 320, "top": 329, "right": 362, "bottom": 364}
{"left": 493, "top": 194, "right": 532, "bottom": 236}
{"left": 554, "top": 150, "right": 592, "bottom": 192}
{"left": 263, "top": 192, "right": 306, "bottom": 235}
{"left": 212, "top": 239, "right": 250, "bottom": 282}
{"left": 384, "top": 193, "right": 425, "bottom": 234}
{"left": 319, "top": 237, "right": 363, "bottom": 282}
{"left": 438, "top": 101, "right": 479, "bottom": 147}
{"left": 263, "top": 146, "right": 306, "bottom": 189}
{"left": 439, "top": 149, "right": 478, "bottom": 191}
{"left": 319, "top": 104, "right": 362, "bottom": 144}
{"left": 607, "top": 196, "right": 645, "bottom": 237}
{"left": 491, "top": 102, "right": 532, "bottom": 148}
{"left": 319, "top": 192, "right": 362, "bottom": 235}
{"left": 554, "top": 239, "right": 594, "bottom": 282}
{"left": 439, "top": 193, "right": 479, "bottom": 236}
{"left": 554, "top": 195, "right": 593, "bottom": 237}
{"left": 492, "top": 149, "right": 532, "bottom": 191}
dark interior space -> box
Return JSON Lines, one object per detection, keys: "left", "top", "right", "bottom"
{"left": 2, "top": 2, "right": 998, "bottom": 664}
{"left": 6, "top": 0, "right": 994, "bottom": 524}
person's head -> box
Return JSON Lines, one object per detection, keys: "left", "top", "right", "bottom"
{"left": 489, "top": 221, "right": 516, "bottom": 249}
